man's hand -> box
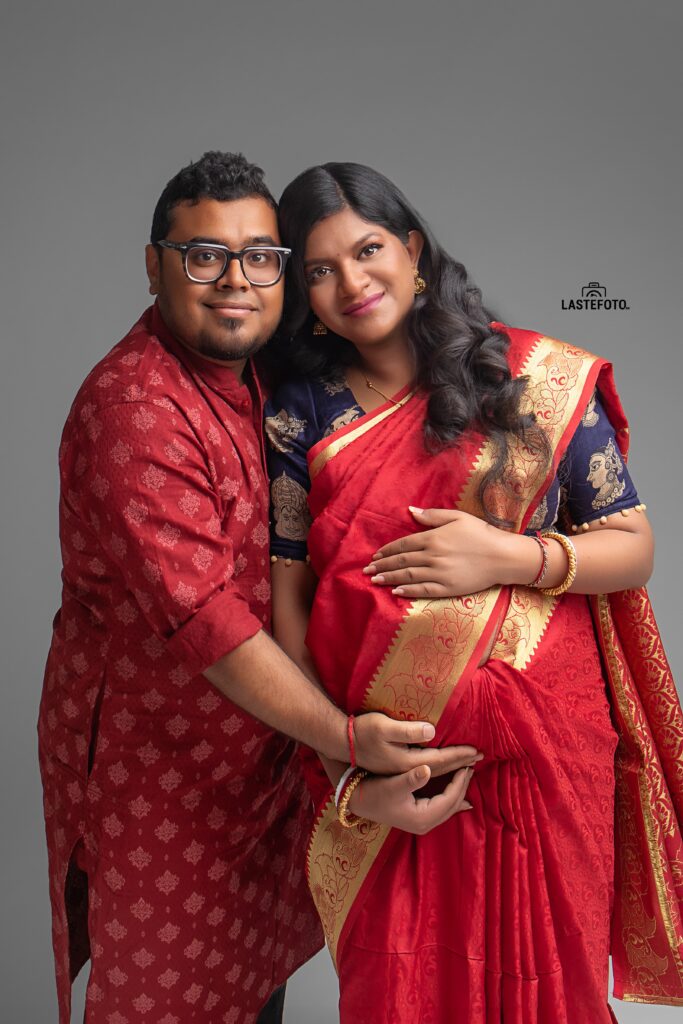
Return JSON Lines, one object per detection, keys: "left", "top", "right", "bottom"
{"left": 353, "top": 714, "right": 482, "bottom": 777}
{"left": 348, "top": 764, "right": 476, "bottom": 834}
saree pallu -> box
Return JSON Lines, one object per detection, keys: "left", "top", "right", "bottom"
{"left": 302, "top": 328, "right": 683, "bottom": 1022}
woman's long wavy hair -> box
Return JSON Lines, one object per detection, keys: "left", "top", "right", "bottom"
{"left": 276, "top": 162, "right": 549, "bottom": 527}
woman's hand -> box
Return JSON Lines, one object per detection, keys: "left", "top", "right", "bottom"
{"left": 353, "top": 713, "right": 483, "bottom": 777}
{"left": 347, "top": 764, "right": 476, "bottom": 834}
{"left": 363, "top": 504, "right": 655, "bottom": 598}
{"left": 363, "top": 506, "right": 521, "bottom": 599}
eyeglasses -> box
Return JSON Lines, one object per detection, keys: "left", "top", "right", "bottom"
{"left": 156, "top": 241, "right": 291, "bottom": 286}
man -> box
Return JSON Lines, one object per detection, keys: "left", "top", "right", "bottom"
{"left": 38, "top": 152, "right": 464, "bottom": 1024}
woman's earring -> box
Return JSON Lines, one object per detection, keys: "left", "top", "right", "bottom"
{"left": 413, "top": 268, "right": 427, "bottom": 295}
{"left": 313, "top": 320, "right": 328, "bottom": 336}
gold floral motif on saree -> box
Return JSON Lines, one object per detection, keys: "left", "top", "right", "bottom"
{"left": 489, "top": 587, "right": 558, "bottom": 670}
{"left": 307, "top": 814, "right": 389, "bottom": 956}
{"left": 365, "top": 591, "right": 499, "bottom": 722}
{"left": 595, "top": 592, "right": 683, "bottom": 1003}
{"left": 457, "top": 338, "right": 597, "bottom": 529}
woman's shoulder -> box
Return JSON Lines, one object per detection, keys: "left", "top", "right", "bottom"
{"left": 265, "top": 369, "right": 361, "bottom": 453}
{"left": 495, "top": 323, "right": 605, "bottom": 372}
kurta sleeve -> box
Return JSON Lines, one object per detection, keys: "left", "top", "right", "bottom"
{"left": 67, "top": 399, "right": 263, "bottom": 675}
{"left": 265, "top": 380, "right": 320, "bottom": 562}
{"left": 559, "top": 390, "right": 641, "bottom": 526}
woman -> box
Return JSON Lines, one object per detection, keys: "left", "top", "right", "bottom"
{"left": 265, "top": 162, "right": 683, "bottom": 1022}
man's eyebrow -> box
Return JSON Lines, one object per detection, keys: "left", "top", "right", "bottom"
{"left": 247, "top": 234, "right": 278, "bottom": 246}
{"left": 303, "top": 232, "right": 377, "bottom": 267}
{"left": 184, "top": 235, "right": 279, "bottom": 247}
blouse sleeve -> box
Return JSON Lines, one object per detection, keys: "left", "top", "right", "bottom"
{"left": 265, "top": 379, "right": 319, "bottom": 561}
{"left": 559, "top": 390, "right": 641, "bottom": 526}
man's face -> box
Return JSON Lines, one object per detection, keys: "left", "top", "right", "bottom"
{"left": 145, "top": 196, "right": 284, "bottom": 369}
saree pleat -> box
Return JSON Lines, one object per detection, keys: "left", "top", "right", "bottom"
{"left": 335, "top": 593, "right": 617, "bottom": 1022}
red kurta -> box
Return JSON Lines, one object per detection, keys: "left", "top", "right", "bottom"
{"left": 38, "top": 304, "right": 322, "bottom": 1024}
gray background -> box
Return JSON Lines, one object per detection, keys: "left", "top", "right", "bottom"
{"left": 1, "top": 0, "right": 681, "bottom": 1020}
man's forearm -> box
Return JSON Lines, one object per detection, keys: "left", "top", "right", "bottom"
{"left": 204, "top": 629, "right": 348, "bottom": 761}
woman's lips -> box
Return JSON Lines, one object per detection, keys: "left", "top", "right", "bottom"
{"left": 343, "top": 292, "right": 384, "bottom": 317}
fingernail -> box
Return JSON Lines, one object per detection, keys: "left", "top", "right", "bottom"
{"left": 371, "top": 574, "right": 385, "bottom": 583}
{"left": 473, "top": 753, "right": 485, "bottom": 762}
{"left": 363, "top": 564, "right": 377, "bottom": 574}
{"left": 372, "top": 551, "right": 382, "bottom": 559}
{"left": 462, "top": 801, "right": 473, "bottom": 811}
{"left": 392, "top": 587, "right": 405, "bottom": 596}
{"left": 409, "top": 505, "right": 424, "bottom": 514}
{"left": 421, "top": 724, "right": 435, "bottom": 740}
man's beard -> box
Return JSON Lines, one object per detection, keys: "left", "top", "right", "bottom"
{"left": 196, "top": 321, "right": 268, "bottom": 362}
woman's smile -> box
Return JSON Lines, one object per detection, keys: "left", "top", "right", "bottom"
{"left": 343, "top": 291, "right": 385, "bottom": 316}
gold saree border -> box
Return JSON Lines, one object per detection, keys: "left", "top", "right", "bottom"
{"left": 595, "top": 593, "right": 683, "bottom": 998}
{"left": 306, "top": 800, "right": 391, "bottom": 968}
{"left": 363, "top": 588, "right": 504, "bottom": 720}
{"left": 489, "top": 588, "right": 558, "bottom": 669}
{"left": 309, "top": 390, "right": 415, "bottom": 481}
{"left": 307, "top": 333, "right": 606, "bottom": 968}
{"left": 457, "top": 335, "right": 601, "bottom": 529}
{"left": 622, "top": 993, "right": 683, "bottom": 1006}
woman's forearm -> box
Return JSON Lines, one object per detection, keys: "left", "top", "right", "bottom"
{"left": 501, "top": 511, "right": 654, "bottom": 594}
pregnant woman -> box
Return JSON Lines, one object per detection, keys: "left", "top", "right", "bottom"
{"left": 266, "top": 161, "right": 683, "bottom": 1022}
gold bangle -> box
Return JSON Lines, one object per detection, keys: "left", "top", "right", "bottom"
{"left": 337, "top": 769, "right": 368, "bottom": 828}
{"left": 538, "top": 531, "right": 578, "bottom": 597}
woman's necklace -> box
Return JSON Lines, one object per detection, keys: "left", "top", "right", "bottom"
{"left": 364, "top": 376, "right": 405, "bottom": 407}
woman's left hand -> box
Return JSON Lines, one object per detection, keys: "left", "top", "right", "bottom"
{"left": 364, "top": 506, "right": 522, "bottom": 598}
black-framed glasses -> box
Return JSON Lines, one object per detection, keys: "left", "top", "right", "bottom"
{"left": 156, "top": 240, "right": 291, "bottom": 286}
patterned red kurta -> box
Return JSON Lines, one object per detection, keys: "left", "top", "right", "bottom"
{"left": 38, "top": 304, "right": 323, "bottom": 1024}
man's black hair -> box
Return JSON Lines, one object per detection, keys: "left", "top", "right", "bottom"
{"left": 150, "top": 151, "right": 277, "bottom": 243}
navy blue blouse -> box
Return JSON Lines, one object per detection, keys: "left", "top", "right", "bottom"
{"left": 266, "top": 371, "right": 640, "bottom": 561}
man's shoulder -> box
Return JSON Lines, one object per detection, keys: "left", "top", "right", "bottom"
{"left": 68, "top": 308, "right": 190, "bottom": 421}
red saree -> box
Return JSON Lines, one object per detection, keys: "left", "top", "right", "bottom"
{"left": 302, "top": 328, "right": 683, "bottom": 1022}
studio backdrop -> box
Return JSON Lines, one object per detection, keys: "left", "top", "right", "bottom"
{"left": 1, "top": 1, "right": 681, "bottom": 1020}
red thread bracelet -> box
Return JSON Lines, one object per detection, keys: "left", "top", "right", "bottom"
{"left": 347, "top": 714, "right": 356, "bottom": 768}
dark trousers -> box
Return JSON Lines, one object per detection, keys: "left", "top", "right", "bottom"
{"left": 257, "top": 984, "right": 286, "bottom": 1023}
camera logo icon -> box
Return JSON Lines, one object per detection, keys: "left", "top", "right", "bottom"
{"left": 581, "top": 282, "right": 607, "bottom": 298}
{"left": 561, "top": 280, "right": 629, "bottom": 311}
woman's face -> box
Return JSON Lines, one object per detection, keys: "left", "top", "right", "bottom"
{"left": 303, "top": 206, "right": 423, "bottom": 352}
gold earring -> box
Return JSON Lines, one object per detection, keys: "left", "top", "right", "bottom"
{"left": 413, "top": 268, "right": 427, "bottom": 294}
{"left": 313, "top": 320, "right": 328, "bottom": 336}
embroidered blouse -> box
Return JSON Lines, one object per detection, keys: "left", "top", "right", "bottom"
{"left": 266, "top": 372, "right": 640, "bottom": 561}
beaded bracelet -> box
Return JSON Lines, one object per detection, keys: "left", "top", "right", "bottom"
{"left": 529, "top": 532, "right": 549, "bottom": 588}
{"left": 338, "top": 769, "right": 368, "bottom": 828}
{"left": 538, "top": 531, "right": 578, "bottom": 597}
